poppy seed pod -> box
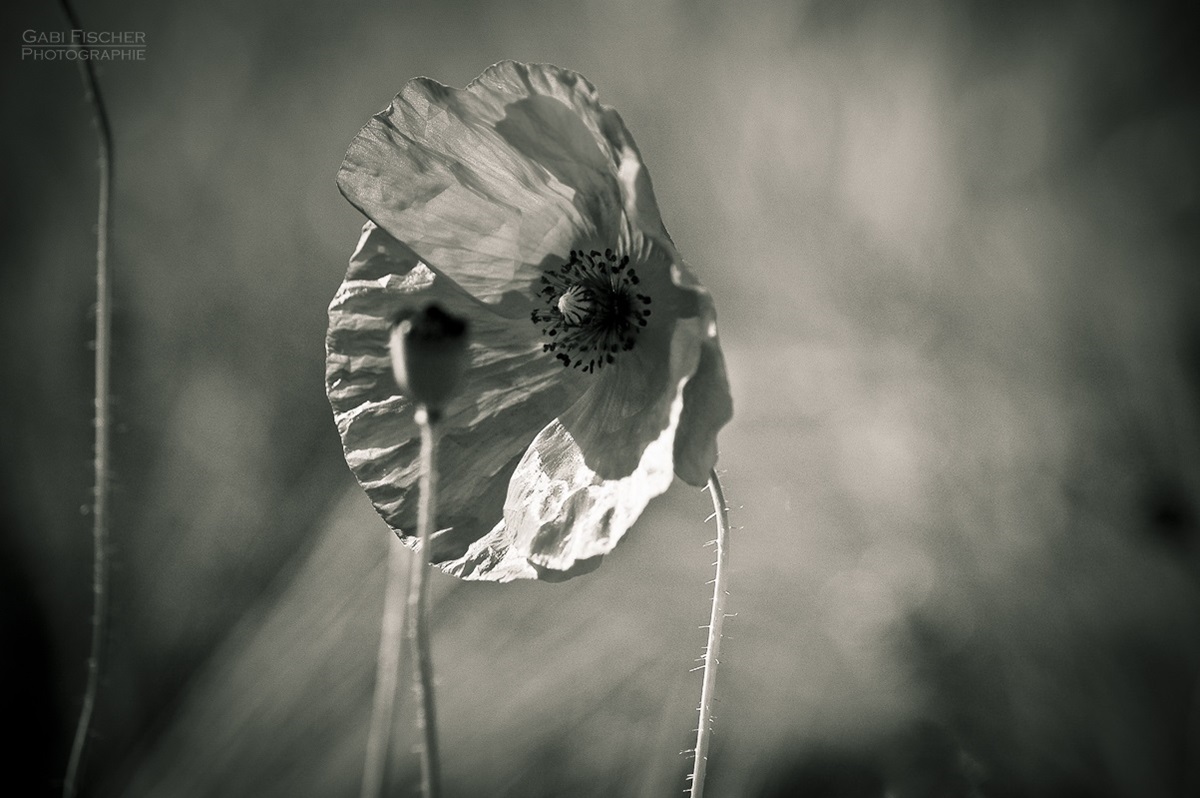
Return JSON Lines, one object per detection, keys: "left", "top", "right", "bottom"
{"left": 388, "top": 303, "right": 469, "bottom": 411}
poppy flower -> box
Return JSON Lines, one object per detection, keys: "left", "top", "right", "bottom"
{"left": 326, "top": 61, "right": 732, "bottom": 582}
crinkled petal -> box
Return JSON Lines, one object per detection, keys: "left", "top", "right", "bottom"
{"left": 326, "top": 223, "right": 586, "bottom": 564}
{"left": 543, "top": 239, "right": 727, "bottom": 486}
{"left": 432, "top": 244, "right": 730, "bottom": 580}
{"left": 435, "top": 316, "right": 705, "bottom": 579}
{"left": 509, "top": 319, "right": 702, "bottom": 571}
{"left": 338, "top": 61, "right": 667, "bottom": 317}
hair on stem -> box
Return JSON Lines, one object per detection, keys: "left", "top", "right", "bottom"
{"left": 58, "top": 0, "right": 114, "bottom": 795}
{"left": 689, "top": 468, "right": 730, "bottom": 798}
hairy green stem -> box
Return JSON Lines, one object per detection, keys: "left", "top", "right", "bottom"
{"left": 410, "top": 406, "right": 442, "bottom": 798}
{"left": 59, "top": 0, "right": 113, "bottom": 795}
{"left": 689, "top": 469, "right": 730, "bottom": 798}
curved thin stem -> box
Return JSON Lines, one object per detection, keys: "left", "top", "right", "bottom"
{"left": 689, "top": 469, "right": 730, "bottom": 798}
{"left": 59, "top": 0, "right": 114, "bottom": 795}
{"left": 360, "top": 535, "right": 411, "bottom": 798}
{"left": 409, "top": 407, "right": 442, "bottom": 798}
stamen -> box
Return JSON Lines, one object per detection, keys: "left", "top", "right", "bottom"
{"left": 531, "top": 248, "right": 652, "bottom": 373}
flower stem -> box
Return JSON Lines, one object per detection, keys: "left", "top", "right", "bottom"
{"left": 59, "top": 0, "right": 114, "bottom": 795}
{"left": 689, "top": 469, "right": 730, "bottom": 798}
{"left": 410, "top": 406, "right": 442, "bottom": 798}
{"left": 360, "top": 534, "right": 410, "bottom": 798}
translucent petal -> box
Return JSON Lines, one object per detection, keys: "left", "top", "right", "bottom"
{"left": 421, "top": 244, "right": 728, "bottom": 581}
{"left": 338, "top": 62, "right": 664, "bottom": 318}
{"left": 673, "top": 334, "right": 733, "bottom": 487}
{"left": 434, "top": 314, "right": 704, "bottom": 579}
{"left": 326, "top": 223, "right": 586, "bottom": 564}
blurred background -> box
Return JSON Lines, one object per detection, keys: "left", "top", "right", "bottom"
{"left": 3, "top": 0, "right": 1199, "bottom": 795}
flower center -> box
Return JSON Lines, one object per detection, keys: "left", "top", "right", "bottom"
{"left": 556, "top": 285, "right": 595, "bottom": 326}
{"left": 531, "top": 249, "right": 652, "bottom": 373}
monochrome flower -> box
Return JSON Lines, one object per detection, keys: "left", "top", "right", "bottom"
{"left": 326, "top": 61, "right": 731, "bottom": 581}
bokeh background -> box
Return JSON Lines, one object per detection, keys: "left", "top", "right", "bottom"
{"left": 3, "top": 0, "right": 1199, "bottom": 795}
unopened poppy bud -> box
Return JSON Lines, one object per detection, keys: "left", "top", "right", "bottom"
{"left": 389, "top": 303, "right": 469, "bottom": 411}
